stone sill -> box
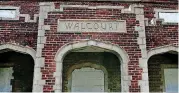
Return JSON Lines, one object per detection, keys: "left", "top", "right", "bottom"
{"left": 161, "top": 22, "right": 178, "bottom": 25}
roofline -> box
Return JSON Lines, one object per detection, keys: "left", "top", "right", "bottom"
{"left": 1, "top": 0, "right": 178, "bottom": 4}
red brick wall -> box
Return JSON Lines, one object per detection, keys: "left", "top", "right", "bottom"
{"left": 143, "top": 3, "right": 178, "bottom": 50}
{"left": 146, "top": 25, "right": 178, "bottom": 50}
{"left": 43, "top": 2, "right": 141, "bottom": 92}
{"left": 0, "top": 1, "right": 178, "bottom": 92}
{"left": 42, "top": 2, "right": 177, "bottom": 92}
{"left": 0, "top": 1, "right": 39, "bottom": 50}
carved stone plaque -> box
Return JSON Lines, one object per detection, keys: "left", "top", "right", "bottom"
{"left": 57, "top": 19, "right": 126, "bottom": 33}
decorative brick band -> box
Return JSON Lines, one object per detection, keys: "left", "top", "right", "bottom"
{"left": 53, "top": 40, "right": 130, "bottom": 92}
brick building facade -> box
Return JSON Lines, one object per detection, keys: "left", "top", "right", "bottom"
{"left": 0, "top": 0, "right": 178, "bottom": 92}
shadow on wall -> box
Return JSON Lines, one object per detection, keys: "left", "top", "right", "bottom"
{"left": 148, "top": 52, "right": 178, "bottom": 92}
{"left": 0, "top": 50, "right": 34, "bottom": 92}
{"left": 62, "top": 52, "right": 121, "bottom": 92}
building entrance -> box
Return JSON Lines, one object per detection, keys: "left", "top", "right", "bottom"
{"left": 0, "top": 50, "right": 34, "bottom": 92}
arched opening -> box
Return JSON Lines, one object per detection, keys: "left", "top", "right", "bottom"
{"left": 148, "top": 48, "right": 178, "bottom": 92}
{"left": 0, "top": 44, "right": 36, "bottom": 92}
{"left": 54, "top": 40, "right": 130, "bottom": 92}
{"left": 62, "top": 47, "right": 120, "bottom": 92}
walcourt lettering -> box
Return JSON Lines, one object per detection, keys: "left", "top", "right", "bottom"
{"left": 58, "top": 20, "right": 126, "bottom": 32}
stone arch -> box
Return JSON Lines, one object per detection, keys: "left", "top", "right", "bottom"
{"left": 0, "top": 44, "right": 36, "bottom": 61}
{"left": 53, "top": 40, "right": 130, "bottom": 92}
{"left": 66, "top": 62, "right": 108, "bottom": 92}
{"left": 147, "top": 45, "right": 178, "bottom": 92}
{"left": 147, "top": 45, "right": 178, "bottom": 59}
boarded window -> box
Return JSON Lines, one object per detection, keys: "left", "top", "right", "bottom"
{"left": 71, "top": 68, "right": 104, "bottom": 92}
{"left": 0, "top": 67, "right": 13, "bottom": 92}
{"left": 159, "top": 12, "right": 179, "bottom": 23}
{"left": 164, "top": 69, "right": 178, "bottom": 92}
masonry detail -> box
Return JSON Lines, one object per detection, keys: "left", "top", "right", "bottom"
{"left": 0, "top": 0, "right": 178, "bottom": 92}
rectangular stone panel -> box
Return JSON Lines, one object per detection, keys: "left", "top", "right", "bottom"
{"left": 71, "top": 68, "right": 104, "bottom": 92}
{"left": 0, "top": 10, "right": 16, "bottom": 18}
{"left": 0, "top": 67, "right": 13, "bottom": 92}
{"left": 164, "top": 68, "right": 178, "bottom": 92}
{"left": 159, "top": 12, "right": 179, "bottom": 23}
{"left": 57, "top": 19, "right": 126, "bottom": 33}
